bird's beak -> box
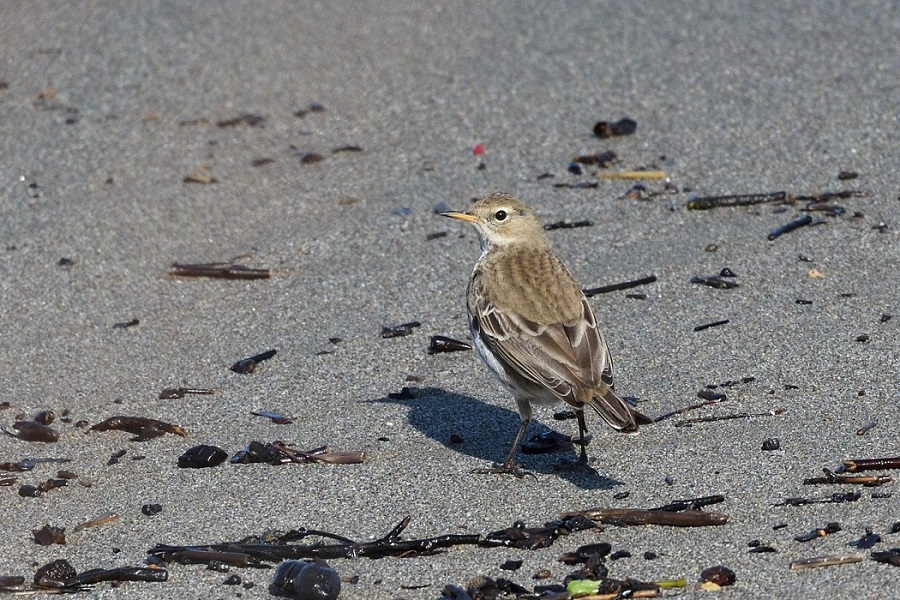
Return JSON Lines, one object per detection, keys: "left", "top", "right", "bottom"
{"left": 440, "top": 211, "right": 478, "bottom": 223}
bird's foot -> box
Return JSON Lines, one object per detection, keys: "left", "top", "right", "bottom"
{"left": 472, "top": 462, "right": 536, "bottom": 479}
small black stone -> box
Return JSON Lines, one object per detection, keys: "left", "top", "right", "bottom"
{"left": 178, "top": 445, "right": 228, "bottom": 468}
{"left": 761, "top": 438, "right": 781, "bottom": 451}
{"left": 141, "top": 503, "right": 163, "bottom": 516}
{"left": 500, "top": 559, "right": 523, "bottom": 571}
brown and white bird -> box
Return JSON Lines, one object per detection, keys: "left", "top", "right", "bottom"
{"left": 442, "top": 192, "right": 651, "bottom": 475}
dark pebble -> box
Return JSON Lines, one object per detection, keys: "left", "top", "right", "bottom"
{"left": 700, "top": 565, "right": 736, "bottom": 586}
{"left": 273, "top": 560, "right": 341, "bottom": 600}
{"left": 574, "top": 542, "right": 612, "bottom": 560}
{"left": 761, "top": 438, "right": 781, "bottom": 451}
{"left": 178, "top": 445, "right": 228, "bottom": 468}
{"left": 18, "top": 484, "right": 41, "bottom": 498}
{"left": 500, "top": 559, "right": 523, "bottom": 571}
{"left": 142, "top": 503, "right": 163, "bottom": 516}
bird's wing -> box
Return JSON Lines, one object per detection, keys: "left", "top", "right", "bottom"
{"left": 474, "top": 293, "right": 640, "bottom": 428}
{"left": 481, "top": 300, "right": 643, "bottom": 431}
{"left": 472, "top": 297, "right": 612, "bottom": 396}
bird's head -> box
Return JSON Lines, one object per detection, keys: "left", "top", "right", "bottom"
{"left": 440, "top": 192, "right": 547, "bottom": 252}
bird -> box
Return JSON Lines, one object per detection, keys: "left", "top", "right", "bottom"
{"left": 441, "top": 192, "right": 652, "bottom": 476}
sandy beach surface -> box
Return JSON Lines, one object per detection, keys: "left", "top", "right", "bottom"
{"left": 1, "top": 2, "right": 898, "bottom": 598}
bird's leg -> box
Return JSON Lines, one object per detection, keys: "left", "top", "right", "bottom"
{"left": 554, "top": 410, "right": 596, "bottom": 472}
{"left": 575, "top": 410, "right": 590, "bottom": 465}
{"left": 473, "top": 418, "right": 534, "bottom": 478}
{"left": 501, "top": 418, "right": 530, "bottom": 469}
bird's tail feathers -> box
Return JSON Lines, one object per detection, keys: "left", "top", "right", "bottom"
{"left": 585, "top": 387, "right": 653, "bottom": 433}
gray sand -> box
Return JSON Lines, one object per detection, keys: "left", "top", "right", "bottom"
{"left": 0, "top": 2, "right": 898, "bottom": 598}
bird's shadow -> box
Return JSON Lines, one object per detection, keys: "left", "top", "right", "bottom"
{"left": 367, "top": 386, "right": 626, "bottom": 491}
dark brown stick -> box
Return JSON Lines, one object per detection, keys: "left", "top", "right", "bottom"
{"left": 842, "top": 457, "right": 900, "bottom": 472}
{"left": 169, "top": 263, "right": 271, "bottom": 280}
{"left": 583, "top": 275, "right": 657, "bottom": 297}
{"left": 561, "top": 508, "right": 727, "bottom": 527}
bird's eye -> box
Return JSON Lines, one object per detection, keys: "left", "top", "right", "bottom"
{"left": 494, "top": 210, "right": 507, "bottom": 221}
